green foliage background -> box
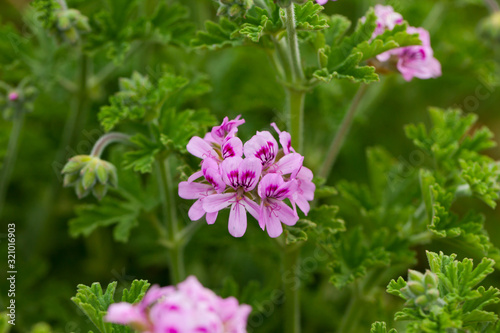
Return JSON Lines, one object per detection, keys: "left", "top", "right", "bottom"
{"left": 0, "top": 0, "right": 499, "bottom": 332}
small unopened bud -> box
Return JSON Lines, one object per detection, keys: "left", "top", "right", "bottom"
{"left": 408, "top": 270, "right": 424, "bottom": 283}
{"left": 8, "top": 92, "right": 19, "bottom": 101}
{"left": 62, "top": 155, "right": 117, "bottom": 200}
{"left": 415, "top": 295, "right": 429, "bottom": 307}
{"left": 407, "top": 281, "right": 425, "bottom": 296}
{"left": 424, "top": 271, "right": 439, "bottom": 289}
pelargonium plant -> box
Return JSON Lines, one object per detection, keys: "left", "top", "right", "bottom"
{"left": 179, "top": 117, "right": 315, "bottom": 238}
{"left": 5, "top": 0, "right": 500, "bottom": 332}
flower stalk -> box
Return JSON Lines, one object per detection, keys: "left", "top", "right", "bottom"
{"left": 319, "top": 84, "right": 368, "bottom": 179}
{"left": 90, "top": 132, "right": 131, "bottom": 157}
{"left": 156, "top": 155, "right": 185, "bottom": 284}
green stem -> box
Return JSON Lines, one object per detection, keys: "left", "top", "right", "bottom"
{"left": 287, "top": 88, "right": 305, "bottom": 153}
{"left": 156, "top": 155, "right": 185, "bottom": 283}
{"left": 284, "top": 4, "right": 305, "bottom": 83}
{"left": 338, "top": 283, "right": 362, "bottom": 333}
{"left": 0, "top": 113, "right": 25, "bottom": 216}
{"left": 283, "top": 244, "right": 301, "bottom": 333}
{"left": 319, "top": 84, "right": 368, "bottom": 179}
{"left": 90, "top": 132, "right": 131, "bottom": 157}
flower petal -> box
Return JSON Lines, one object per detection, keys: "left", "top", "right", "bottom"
{"left": 275, "top": 201, "right": 299, "bottom": 226}
{"left": 244, "top": 131, "right": 278, "bottom": 167}
{"left": 221, "top": 157, "right": 243, "bottom": 189}
{"left": 242, "top": 197, "right": 260, "bottom": 221}
{"left": 222, "top": 137, "right": 243, "bottom": 159}
{"left": 188, "top": 199, "right": 205, "bottom": 221}
{"left": 203, "top": 193, "right": 236, "bottom": 213}
{"left": 202, "top": 158, "right": 225, "bottom": 192}
{"left": 270, "top": 153, "right": 303, "bottom": 176}
{"left": 238, "top": 157, "right": 262, "bottom": 191}
{"left": 265, "top": 211, "right": 283, "bottom": 238}
{"left": 206, "top": 212, "right": 218, "bottom": 225}
{"left": 258, "top": 173, "right": 284, "bottom": 199}
{"left": 178, "top": 181, "right": 213, "bottom": 200}
{"left": 187, "top": 136, "right": 216, "bottom": 159}
{"left": 228, "top": 202, "right": 247, "bottom": 237}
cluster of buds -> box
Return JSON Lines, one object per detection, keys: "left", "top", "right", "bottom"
{"left": 55, "top": 8, "right": 91, "bottom": 44}
{"left": 61, "top": 155, "right": 118, "bottom": 200}
{"left": 0, "top": 81, "right": 37, "bottom": 120}
{"left": 368, "top": 5, "right": 442, "bottom": 81}
{"left": 179, "top": 116, "right": 315, "bottom": 238}
{"left": 106, "top": 276, "right": 251, "bottom": 333}
{"left": 217, "top": 0, "right": 253, "bottom": 19}
{"left": 401, "top": 270, "right": 442, "bottom": 309}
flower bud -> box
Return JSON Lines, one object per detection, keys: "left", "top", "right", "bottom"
{"left": 415, "top": 295, "right": 429, "bottom": 307}
{"left": 55, "top": 9, "right": 91, "bottom": 44}
{"left": 62, "top": 155, "right": 118, "bottom": 200}
{"left": 217, "top": 0, "right": 253, "bottom": 19}
{"left": 408, "top": 270, "right": 424, "bottom": 284}
{"left": 8, "top": 92, "right": 19, "bottom": 101}
{"left": 423, "top": 270, "right": 439, "bottom": 289}
{"left": 407, "top": 281, "right": 425, "bottom": 296}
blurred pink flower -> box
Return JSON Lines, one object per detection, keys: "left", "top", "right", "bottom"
{"left": 106, "top": 276, "right": 252, "bottom": 333}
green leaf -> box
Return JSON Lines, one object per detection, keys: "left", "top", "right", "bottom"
{"left": 121, "top": 280, "right": 151, "bottom": 304}
{"left": 307, "top": 205, "right": 345, "bottom": 233}
{"left": 459, "top": 160, "right": 500, "bottom": 208}
{"left": 69, "top": 160, "right": 159, "bottom": 242}
{"left": 285, "top": 219, "right": 316, "bottom": 244}
{"left": 387, "top": 277, "right": 407, "bottom": 298}
{"left": 123, "top": 134, "right": 163, "bottom": 174}
{"left": 352, "top": 23, "right": 421, "bottom": 62}
{"left": 294, "top": 2, "right": 329, "bottom": 31}
{"left": 71, "top": 280, "right": 150, "bottom": 333}
{"left": 191, "top": 18, "right": 241, "bottom": 50}
{"left": 71, "top": 282, "right": 117, "bottom": 333}
{"left": 370, "top": 322, "right": 398, "bottom": 333}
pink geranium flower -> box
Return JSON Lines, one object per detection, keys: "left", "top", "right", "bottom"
{"left": 180, "top": 117, "right": 315, "bottom": 238}
{"left": 370, "top": 5, "right": 442, "bottom": 81}
{"left": 106, "top": 276, "right": 252, "bottom": 333}
{"left": 258, "top": 173, "right": 299, "bottom": 237}
{"left": 316, "top": 0, "right": 337, "bottom": 5}
{"left": 203, "top": 157, "right": 262, "bottom": 237}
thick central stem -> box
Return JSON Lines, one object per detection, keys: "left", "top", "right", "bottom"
{"left": 156, "top": 155, "right": 185, "bottom": 283}
{"left": 282, "top": 5, "right": 304, "bottom": 333}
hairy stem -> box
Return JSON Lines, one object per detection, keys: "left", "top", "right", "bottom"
{"left": 338, "top": 283, "right": 362, "bottom": 333}
{"left": 90, "top": 132, "right": 131, "bottom": 157}
{"left": 0, "top": 114, "right": 25, "bottom": 216}
{"left": 282, "top": 5, "right": 306, "bottom": 333}
{"left": 319, "top": 84, "right": 368, "bottom": 179}
{"left": 156, "top": 155, "right": 185, "bottom": 283}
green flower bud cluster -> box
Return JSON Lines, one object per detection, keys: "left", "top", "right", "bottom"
{"left": 401, "top": 270, "right": 441, "bottom": 309}
{"left": 0, "top": 84, "right": 37, "bottom": 120}
{"left": 479, "top": 12, "right": 500, "bottom": 43}
{"left": 55, "top": 9, "right": 91, "bottom": 44}
{"left": 62, "top": 155, "right": 118, "bottom": 200}
{"left": 217, "top": 0, "right": 253, "bottom": 19}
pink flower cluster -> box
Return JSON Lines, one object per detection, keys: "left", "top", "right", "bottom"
{"left": 372, "top": 5, "right": 442, "bottom": 81}
{"left": 179, "top": 116, "right": 315, "bottom": 238}
{"left": 105, "top": 276, "right": 251, "bottom": 333}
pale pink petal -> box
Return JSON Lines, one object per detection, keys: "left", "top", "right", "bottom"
{"left": 241, "top": 197, "right": 260, "bottom": 221}
{"left": 221, "top": 157, "right": 243, "bottom": 189}
{"left": 274, "top": 201, "right": 299, "bottom": 226}
{"left": 188, "top": 199, "right": 205, "bottom": 221}
{"left": 265, "top": 211, "right": 283, "bottom": 238}
{"left": 187, "top": 170, "right": 204, "bottom": 183}
{"left": 238, "top": 157, "right": 262, "bottom": 191}
{"left": 179, "top": 182, "right": 213, "bottom": 200}
{"left": 222, "top": 137, "right": 243, "bottom": 159}
{"left": 187, "top": 136, "right": 216, "bottom": 159}
{"left": 294, "top": 195, "right": 311, "bottom": 216}
{"left": 202, "top": 158, "right": 225, "bottom": 192}
{"left": 297, "top": 166, "right": 314, "bottom": 181}
{"left": 203, "top": 193, "right": 236, "bottom": 213}
{"left": 243, "top": 131, "right": 278, "bottom": 167}
{"left": 271, "top": 122, "right": 294, "bottom": 154}
{"left": 206, "top": 212, "right": 218, "bottom": 225}
{"left": 228, "top": 202, "right": 247, "bottom": 237}
{"left": 258, "top": 173, "right": 285, "bottom": 199}
{"left": 105, "top": 303, "right": 146, "bottom": 326}
{"left": 269, "top": 153, "right": 303, "bottom": 176}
